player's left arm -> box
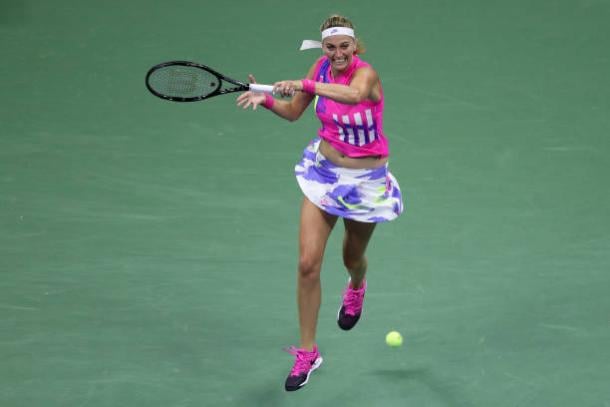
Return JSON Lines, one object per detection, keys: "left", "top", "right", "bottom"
{"left": 274, "top": 66, "right": 379, "bottom": 105}
{"left": 311, "top": 66, "right": 379, "bottom": 104}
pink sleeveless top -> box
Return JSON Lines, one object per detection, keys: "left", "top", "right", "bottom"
{"left": 312, "top": 55, "right": 389, "bottom": 158}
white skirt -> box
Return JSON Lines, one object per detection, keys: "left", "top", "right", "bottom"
{"left": 295, "top": 138, "right": 404, "bottom": 223}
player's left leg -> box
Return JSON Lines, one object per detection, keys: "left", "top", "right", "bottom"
{"left": 337, "top": 219, "right": 377, "bottom": 330}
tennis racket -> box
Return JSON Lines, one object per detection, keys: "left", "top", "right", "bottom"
{"left": 145, "top": 60, "right": 274, "bottom": 102}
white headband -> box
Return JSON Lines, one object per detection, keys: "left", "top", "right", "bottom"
{"left": 299, "top": 26, "right": 355, "bottom": 51}
{"left": 322, "top": 27, "right": 355, "bottom": 39}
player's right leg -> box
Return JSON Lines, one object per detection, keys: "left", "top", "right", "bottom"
{"left": 285, "top": 197, "right": 337, "bottom": 391}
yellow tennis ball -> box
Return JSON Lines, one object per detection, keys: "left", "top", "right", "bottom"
{"left": 385, "top": 331, "right": 403, "bottom": 347}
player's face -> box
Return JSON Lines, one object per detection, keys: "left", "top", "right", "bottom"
{"left": 322, "top": 35, "right": 356, "bottom": 73}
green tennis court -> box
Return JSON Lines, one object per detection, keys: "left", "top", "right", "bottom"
{"left": 2, "top": 1, "right": 609, "bottom": 405}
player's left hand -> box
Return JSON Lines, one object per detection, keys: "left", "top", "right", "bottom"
{"left": 236, "top": 74, "right": 267, "bottom": 110}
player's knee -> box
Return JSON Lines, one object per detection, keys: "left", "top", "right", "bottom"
{"left": 298, "top": 255, "right": 322, "bottom": 279}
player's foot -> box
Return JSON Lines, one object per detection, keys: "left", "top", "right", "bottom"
{"left": 337, "top": 278, "right": 367, "bottom": 330}
{"left": 284, "top": 345, "right": 323, "bottom": 391}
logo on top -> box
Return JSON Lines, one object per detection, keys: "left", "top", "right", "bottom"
{"left": 331, "top": 28, "right": 339, "bottom": 34}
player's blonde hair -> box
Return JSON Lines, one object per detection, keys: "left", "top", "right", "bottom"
{"left": 320, "top": 14, "right": 366, "bottom": 54}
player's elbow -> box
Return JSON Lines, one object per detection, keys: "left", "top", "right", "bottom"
{"left": 351, "top": 95, "right": 367, "bottom": 104}
{"left": 284, "top": 111, "right": 301, "bottom": 122}
{"left": 278, "top": 113, "right": 300, "bottom": 122}
{"left": 345, "top": 88, "right": 367, "bottom": 104}
{"left": 285, "top": 104, "right": 307, "bottom": 122}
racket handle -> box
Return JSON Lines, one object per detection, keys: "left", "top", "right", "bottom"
{"left": 249, "top": 84, "right": 274, "bottom": 94}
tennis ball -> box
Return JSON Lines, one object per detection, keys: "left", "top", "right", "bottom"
{"left": 385, "top": 331, "right": 403, "bottom": 347}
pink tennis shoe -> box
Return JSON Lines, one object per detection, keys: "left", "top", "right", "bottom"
{"left": 337, "top": 279, "right": 367, "bottom": 330}
{"left": 284, "top": 345, "right": 323, "bottom": 391}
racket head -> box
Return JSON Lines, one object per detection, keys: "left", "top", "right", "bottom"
{"left": 145, "top": 61, "right": 247, "bottom": 102}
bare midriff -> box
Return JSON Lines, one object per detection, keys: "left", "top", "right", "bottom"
{"left": 319, "top": 139, "right": 388, "bottom": 169}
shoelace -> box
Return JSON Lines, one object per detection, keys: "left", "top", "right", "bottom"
{"left": 285, "top": 346, "right": 316, "bottom": 376}
{"left": 343, "top": 285, "right": 365, "bottom": 315}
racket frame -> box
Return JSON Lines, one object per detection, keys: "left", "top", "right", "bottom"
{"left": 145, "top": 60, "right": 254, "bottom": 102}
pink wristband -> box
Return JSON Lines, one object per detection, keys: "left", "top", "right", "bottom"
{"left": 301, "top": 79, "right": 316, "bottom": 95}
{"left": 262, "top": 93, "right": 275, "bottom": 109}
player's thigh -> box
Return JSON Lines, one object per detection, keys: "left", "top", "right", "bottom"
{"left": 342, "top": 218, "right": 377, "bottom": 260}
{"left": 299, "top": 198, "right": 338, "bottom": 268}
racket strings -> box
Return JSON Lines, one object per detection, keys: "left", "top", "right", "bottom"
{"left": 148, "top": 66, "right": 218, "bottom": 99}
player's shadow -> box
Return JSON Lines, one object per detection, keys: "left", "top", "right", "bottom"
{"left": 236, "top": 367, "right": 470, "bottom": 406}
{"left": 235, "top": 370, "right": 305, "bottom": 407}
{"left": 239, "top": 387, "right": 285, "bottom": 407}
{"left": 368, "top": 367, "right": 471, "bottom": 407}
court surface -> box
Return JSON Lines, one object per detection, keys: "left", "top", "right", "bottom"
{"left": 1, "top": 1, "right": 609, "bottom": 406}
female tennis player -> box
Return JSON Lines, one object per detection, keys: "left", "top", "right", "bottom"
{"left": 236, "top": 14, "right": 403, "bottom": 391}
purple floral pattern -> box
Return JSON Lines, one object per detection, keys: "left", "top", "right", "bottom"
{"left": 294, "top": 139, "right": 404, "bottom": 223}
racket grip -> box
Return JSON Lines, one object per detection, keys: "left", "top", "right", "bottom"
{"left": 249, "top": 84, "right": 274, "bottom": 94}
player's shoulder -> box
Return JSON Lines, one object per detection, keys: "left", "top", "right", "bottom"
{"left": 353, "top": 55, "right": 373, "bottom": 69}
{"left": 353, "top": 60, "right": 378, "bottom": 80}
